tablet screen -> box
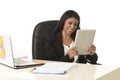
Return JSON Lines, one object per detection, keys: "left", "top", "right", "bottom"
{"left": 75, "top": 30, "right": 96, "bottom": 55}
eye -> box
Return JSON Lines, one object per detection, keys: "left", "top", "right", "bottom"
{"left": 69, "top": 22, "right": 72, "bottom": 25}
{"left": 74, "top": 23, "right": 77, "bottom": 27}
{"left": 74, "top": 23, "right": 78, "bottom": 28}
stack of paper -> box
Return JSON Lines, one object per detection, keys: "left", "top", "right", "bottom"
{"left": 32, "top": 62, "right": 76, "bottom": 75}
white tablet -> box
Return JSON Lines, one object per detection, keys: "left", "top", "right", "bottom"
{"left": 75, "top": 30, "right": 96, "bottom": 55}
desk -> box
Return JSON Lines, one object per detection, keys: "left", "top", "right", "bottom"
{"left": 0, "top": 61, "right": 120, "bottom": 80}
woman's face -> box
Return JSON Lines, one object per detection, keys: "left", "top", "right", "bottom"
{"left": 62, "top": 17, "right": 78, "bottom": 35}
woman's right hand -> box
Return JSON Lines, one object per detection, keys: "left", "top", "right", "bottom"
{"left": 68, "top": 47, "right": 78, "bottom": 59}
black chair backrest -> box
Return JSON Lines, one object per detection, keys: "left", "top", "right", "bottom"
{"left": 32, "top": 20, "right": 59, "bottom": 59}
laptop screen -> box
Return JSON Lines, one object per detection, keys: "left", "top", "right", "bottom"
{"left": 0, "top": 35, "right": 15, "bottom": 68}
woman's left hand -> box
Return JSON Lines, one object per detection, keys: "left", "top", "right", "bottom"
{"left": 87, "top": 44, "right": 96, "bottom": 55}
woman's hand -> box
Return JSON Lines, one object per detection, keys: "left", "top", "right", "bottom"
{"left": 87, "top": 44, "right": 96, "bottom": 55}
{"left": 68, "top": 47, "right": 78, "bottom": 59}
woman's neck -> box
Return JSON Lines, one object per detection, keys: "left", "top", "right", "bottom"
{"left": 62, "top": 31, "right": 72, "bottom": 46}
{"left": 62, "top": 30, "right": 71, "bottom": 39}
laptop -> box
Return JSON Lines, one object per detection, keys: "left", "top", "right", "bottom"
{"left": 0, "top": 34, "right": 45, "bottom": 69}
{"left": 75, "top": 30, "right": 96, "bottom": 55}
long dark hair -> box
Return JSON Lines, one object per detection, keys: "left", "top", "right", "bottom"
{"left": 54, "top": 10, "right": 80, "bottom": 40}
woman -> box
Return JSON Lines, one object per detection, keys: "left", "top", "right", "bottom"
{"left": 36, "top": 10, "right": 98, "bottom": 64}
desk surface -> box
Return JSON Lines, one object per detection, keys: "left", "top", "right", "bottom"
{"left": 0, "top": 61, "right": 120, "bottom": 80}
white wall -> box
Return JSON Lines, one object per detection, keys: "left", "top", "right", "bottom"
{"left": 0, "top": 0, "right": 120, "bottom": 66}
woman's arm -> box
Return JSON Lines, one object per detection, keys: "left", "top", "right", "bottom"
{"left": 77, "top": 53, "right": 98, "bottom": 64}
{"left": 86, "top": 53, "right": 98, "bottom": 64}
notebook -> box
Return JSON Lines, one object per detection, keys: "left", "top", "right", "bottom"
{"left": 33, "top": 62, "right": 76, "bottom": 75}
{"left": 75, "top": 30, "right": 96, "bottom": 55}
{"left": 0, "top": 34, "right": 45, "bottom": 69}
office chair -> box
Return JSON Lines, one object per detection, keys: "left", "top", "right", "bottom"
{"left": 32, "top": 20, "right": 59, "bottom": 59}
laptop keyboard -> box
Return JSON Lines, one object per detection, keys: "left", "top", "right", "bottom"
{"left": 14, "top": 58, "right": 35, "bottom": 65}
{"left": 14, "top": 58, "right": 29, "bottom": 64}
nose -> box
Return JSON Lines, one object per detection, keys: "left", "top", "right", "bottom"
{"left": 71, "top": 24, "right": 76, "bottom": 30}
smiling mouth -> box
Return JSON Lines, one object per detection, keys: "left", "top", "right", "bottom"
{"left": 70, "top": 29, "right": 74, "bottom": 32}
{"left": 69, "top": 30, "right": 73, "bottom": 33}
